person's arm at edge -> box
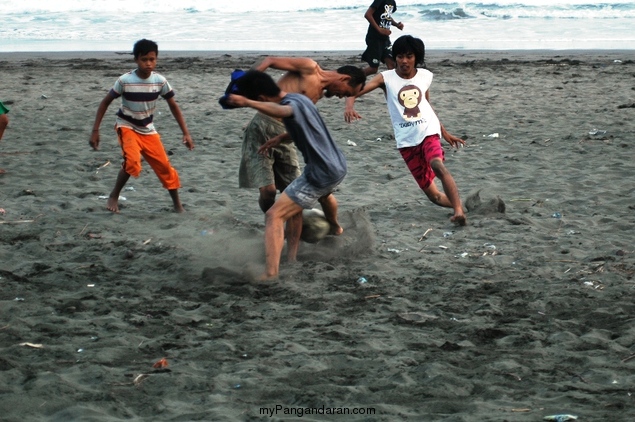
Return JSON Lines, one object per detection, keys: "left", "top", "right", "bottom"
{"left": 166, "top": 97, "right": 194, "bottom": 150}
{"left": 344, "top": 73, "right": 385, "bottom": 123}
{"left": 89, "top": 93, "right": 115, "bottom": 150}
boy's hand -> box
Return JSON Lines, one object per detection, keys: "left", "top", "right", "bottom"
{"left": 444, "top": 133, "right": 466, "bottom": 149}
{"left": 226, "top": 94, "right": 248, "bottom": 108}
{"left": 182, "top": 134, "right": 194, "bottom": 150}
{"left": 89, "top": 131, "right": 100, "bottom": 150}
{"left": 344, "top": 108, "right": 362, "bottom": 123}
{"left": 257, "top": 134, "right": 284, "bottom": 156}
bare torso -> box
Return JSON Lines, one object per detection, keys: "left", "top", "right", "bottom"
{"left": 277, "top": 68, "right": 325, "bottom": 104}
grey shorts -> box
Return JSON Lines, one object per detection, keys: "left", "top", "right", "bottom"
{"left": 239, "top": 112, "right": 301, "bottom": 190}
{"left": 284, "top": 172, "right": 343, "bottom": 209}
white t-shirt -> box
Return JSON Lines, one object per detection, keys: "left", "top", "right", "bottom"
{"left": 382, "top": 68, "right": 441, "bottom": 148}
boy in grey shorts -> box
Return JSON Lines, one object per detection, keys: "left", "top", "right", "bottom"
{"left": 225, "top": 70, "right": 347, "bottom": 280}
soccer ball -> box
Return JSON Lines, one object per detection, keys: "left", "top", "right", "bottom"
{"left": 300, "top": 208, "right": 330, "bottom": 243}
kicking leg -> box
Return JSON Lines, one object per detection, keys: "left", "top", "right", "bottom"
{"left": 318, "top": 193, "right": 343, "bottom": 235}
{"left": 425, "top": 158, "right": 466, "bottom": 225}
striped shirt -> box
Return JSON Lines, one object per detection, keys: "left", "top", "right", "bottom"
{"left": 109, "top": 70, "right": 175, "bottom": 134}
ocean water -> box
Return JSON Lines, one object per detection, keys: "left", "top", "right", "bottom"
{"left": 0, "top": 0, "right": 634, "bottom": 52}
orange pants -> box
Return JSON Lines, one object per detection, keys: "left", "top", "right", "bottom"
{"left": 116, "top": 126, "right": 180, "bottom": 190}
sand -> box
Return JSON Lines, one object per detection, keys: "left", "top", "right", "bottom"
{"left": 0, "top": 49, "right": 634, "bottom": 421}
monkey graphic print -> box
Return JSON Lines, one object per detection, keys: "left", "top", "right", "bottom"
{"left": 382, "top": 68, "right": 442, "bottom": 148}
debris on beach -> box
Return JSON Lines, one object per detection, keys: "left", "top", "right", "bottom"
{"left": 588, "top": 128, "right": 607, "bottom": 136}
{"left": 19, "top": 342, "right": 44, "bottom": 349}
{"left": 95, "top": 160, "right": 110, "bottom": 173}
{"left": 152, "top": 357, "right": 169, "bottom": 369}
{"left": 543, "top": 415, "right": 578, "bottom": 422}
{"left": 396, "top": 312, "right": 438, "bottom": 324}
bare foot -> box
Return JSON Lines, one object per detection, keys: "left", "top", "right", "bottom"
{"left": 106, "top": 197, "right": 120, "bottom": 213}
{"left": 0, "top": 168, "right": 5, "bottom": 174}
{"left": 329, "top": 224, "right": 344, "bottom": 236}
{"left": 174, "top": 205, "right": 186, "bottom": 213}
{"left": 256, "top": 272, "right": 279, "bottom": 282}
{"left": 451, "top": 213, "right": 467, "bottom": 226}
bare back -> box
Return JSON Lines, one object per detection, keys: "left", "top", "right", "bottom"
{"left": 277, "top": 68, "right": 325, "bottom": 104}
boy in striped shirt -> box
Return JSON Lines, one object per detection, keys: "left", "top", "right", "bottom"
{"left": 90, "top": 39, "right": 194, "bottom": 213}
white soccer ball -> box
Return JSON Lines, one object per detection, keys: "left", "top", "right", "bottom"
{"left": 300, "top": 208, "right": 330, "bottom": 244}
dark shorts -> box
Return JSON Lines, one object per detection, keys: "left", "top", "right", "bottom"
{"left": 361, "top": 35, "right": 393, "bottom": 68}
{"left": 239, "top": 112, "right": 301, "bottom": 191}
{"left": 398, "top": 134, "right": 445, "bottom": 190}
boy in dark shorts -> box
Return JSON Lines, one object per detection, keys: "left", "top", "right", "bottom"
{"left": 360, "top": 0, "right": 404, "bottom": 76}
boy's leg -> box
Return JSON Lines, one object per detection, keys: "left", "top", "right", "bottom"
{"left": 110, "top": 127, "right": 142, "bottom": 213}
{"left": 318, "top": 193, "right": 343, "bottom": 235}
{"left": 426, "top": 158, "right": 466, "bottom": 226}
{"left": 168, "top": 189, "right": 185, "bottom": 213}
{"left": 138, "top": 133, "right": 183, "bottom": 212}
{"left": 284, "top": 212, "right": 302, "bottom": 263}
{"left": 262, "top": 192, "right": 303, "bottom": 280}
{"left": 107, "top": 168, "right": 131, "bottom": 213}
{"left": 258, "top": 185, "right": 277, "bottom": 213}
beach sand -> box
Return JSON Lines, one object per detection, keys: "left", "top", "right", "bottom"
{"left": 0, "top": 49, "right": 634, "bottom": 421}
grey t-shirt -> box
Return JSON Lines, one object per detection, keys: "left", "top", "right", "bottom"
{"left": 281, "top": 93, "right": 347, "bottom": 187}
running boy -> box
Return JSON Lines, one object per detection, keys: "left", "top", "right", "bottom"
{"left": 226, "top": 70, "right": 347, "bottom": 279}
{"left": 360, "top": 0, "right": 404, "bottom": 76}
{"left": 89, "top": 39, "right": 194, "bottom": 213}
{"left": 346, "top": 35, "right": 467, "bottom": 225}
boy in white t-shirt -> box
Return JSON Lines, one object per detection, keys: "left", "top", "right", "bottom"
{"left": 345, "top": 35, "right": 466, "bottom": 226}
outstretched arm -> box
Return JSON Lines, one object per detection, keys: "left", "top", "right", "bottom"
{"left": 89, "top": 93, "right": 115, "bottom": 150}
{"left": 166, "top": 97, "right": 194, "bottom": 150}
{"left": 226, "top": 94, "right": 293, "bottom": 119}
{"left": 344, "top": 73, "right": 385, "bottom": 123}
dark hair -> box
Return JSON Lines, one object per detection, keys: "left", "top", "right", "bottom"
{"left": 233, "top": 70, "right": 281, "bottom": 100}
{"left": 133, "top": 39, "right": 159, "bottom": 59}
{"left": 337, "top": 65, "right": 366, "bottom": 89}
{"left": 392, "top": 35, "right": 426, "bottom": 67}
